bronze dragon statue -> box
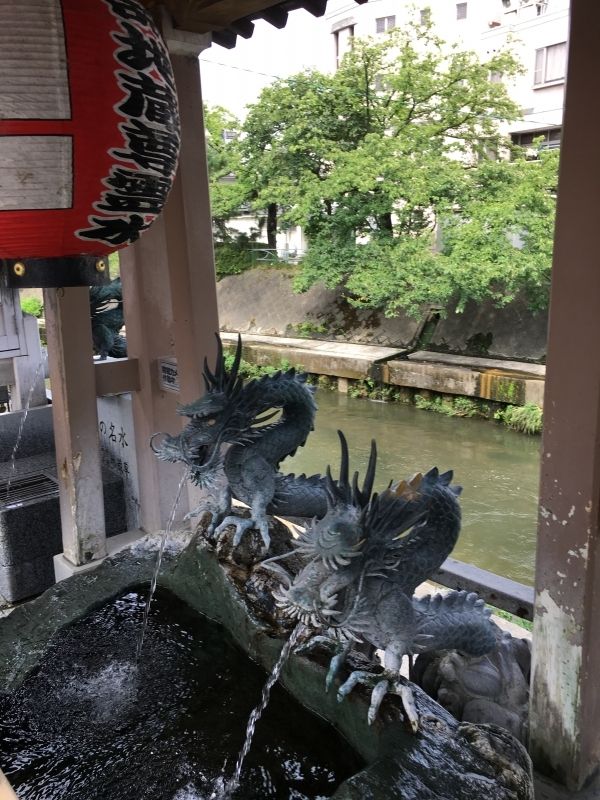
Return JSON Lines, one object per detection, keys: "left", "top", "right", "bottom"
{"left": 89, "top": 278, "right": 126, "bottom": 360}
{"left": 270, "top": 431, "right": 499, "bottom": 727}
{"left": 151, "top": 335, "right": 330, "bottom": 549}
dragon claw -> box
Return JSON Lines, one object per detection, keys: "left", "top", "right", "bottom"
{"left": 336, "top": 669, "right": 419, "bottom": 730}
{"left": 337, "top": 670, "right": 374, "bottom": 702}
{"left": 257, "top": 520, "right": 271, "bottom": 551}
{"left": 326, "top": 643, "right": 352, "bottom": 692}
{"left": 368, "top": 679, "right": 390, "bottom": 725}
{"left": 214, "top": 514, "right": 271, "bottom": 551}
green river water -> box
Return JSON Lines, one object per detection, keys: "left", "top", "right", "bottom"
{"left": 284, "top": 390, "right": 541, "bottom": 586}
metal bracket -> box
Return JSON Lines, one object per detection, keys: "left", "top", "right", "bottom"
{"left": 0, "top": 256, "right": 110, "bottom": 289}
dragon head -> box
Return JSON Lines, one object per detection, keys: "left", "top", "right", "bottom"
{"left": 150, "top": 335, "right": 248, "bottom": 484}
{"left": 271, "top": 432, "right": 455, "bottom": 640}
{"left": 271, "top": 432, "right": 379, "bottom": 637}
{"left": 271, "top": 558, "right": 345, "bottom": 629}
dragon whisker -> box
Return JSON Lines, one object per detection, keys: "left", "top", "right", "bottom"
{"left": 260, "top": 562, "right": 293, "bottom": 588}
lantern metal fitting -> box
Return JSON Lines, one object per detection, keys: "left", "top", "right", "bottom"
{"left": 0, "top": 256, "right": 109, "bottom": 289}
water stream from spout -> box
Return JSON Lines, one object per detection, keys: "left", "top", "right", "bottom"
{"left": 136, "top": 470, "right": 189, "bottom": 660}
{"left": 221, "top": 622, "right": 305, "bottom": 798}
{"left": 4, "top": 361, "right": 45, "bottom": 504}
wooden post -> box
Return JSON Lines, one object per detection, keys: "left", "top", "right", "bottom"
{"left": 119, "top": 27, "right": 219, "bottom": 531}
{"left": 529, "top": 1, "right": 600, "bottom": 789}
{"left": 12, "top": 313, "right": 47, "bottom": 410}
{"left": 44, "top": 287, "right": 106, "bottom": 565}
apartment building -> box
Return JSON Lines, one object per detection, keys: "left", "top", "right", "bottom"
{"left": 202, "top": 0, "right": 568, "bottom": 252}
{"left": 326, "top": 0, "right": 569, "bottom": 148}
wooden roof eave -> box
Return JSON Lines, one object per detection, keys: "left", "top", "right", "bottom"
{"left": 140, "top": 0, "right": 366, "bottom": 48}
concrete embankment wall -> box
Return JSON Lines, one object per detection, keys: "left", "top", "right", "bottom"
{"left": 217, "top": 269, "right": 547, "bottom": 407}
{"left": 217, "top": 268, "right": 548, "bottom": 362}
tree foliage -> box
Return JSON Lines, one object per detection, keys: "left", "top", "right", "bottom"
{"left": 206, "top": 17, "right": 558, "bottom": 313}
{"left": 440, "top": 146, "right": 558, "bottom": 314}
{"left": 204, "top": 105, "right": 247, "bottom": 240}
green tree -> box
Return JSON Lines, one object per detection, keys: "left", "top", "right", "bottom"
{"left": 204, "top": 105, "right": 248, "bottom": 240}
{"left": 237, "top": 17, "right": 555, "bottom": 315}
{"left": 239, "top": 71, "right": 342, "bottom": 248}
{"left": 440, "top": 144, "right": 559, "bottom": 314}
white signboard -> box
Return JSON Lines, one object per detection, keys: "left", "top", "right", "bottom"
{"left": 158, "top": 358, "right": 179, "bottom": 393}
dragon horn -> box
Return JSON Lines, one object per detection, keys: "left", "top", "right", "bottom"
{"left": 351, "top": 470, "right": 359, "bottom": 501}
{"left": 226, "top": 334, "right": 243, "bottom": 393}
{"left": 361, "top": 439, "right": 377, "bottom": 505}
{"left": 337, "top": 430, "right": 350, "bottom": 492}
{"left": 324, "top": 465, "right": 338, "bottom": 504}
{"left": 202, "top": 355, "right": 214, "bottom": 391}
{"left": 213, "top": 333, "right": 225, "bottom": 388}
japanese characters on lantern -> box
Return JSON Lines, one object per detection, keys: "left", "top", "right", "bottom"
{"left": 0, "top": 0, "right": 180, "bottom": 261}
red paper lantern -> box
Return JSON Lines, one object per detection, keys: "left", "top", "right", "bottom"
{"left": 0, "top": 0, "right": 180, "bottom": 263}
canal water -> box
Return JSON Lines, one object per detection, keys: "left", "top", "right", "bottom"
{"left": 284, "top": 390, "right": 541, "bottom": 585}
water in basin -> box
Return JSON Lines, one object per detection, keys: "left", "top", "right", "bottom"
{"left": 0, "top": 589, "right": 363, "bottom": 799}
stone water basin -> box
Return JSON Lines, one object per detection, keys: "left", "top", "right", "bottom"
{"left": 0, "top": 588, "right": 362, "bottom": 799}
{"left": 0, "top": 529, "right": 535, "bottom": 800}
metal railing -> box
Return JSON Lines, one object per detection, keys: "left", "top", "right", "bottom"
{"left": 250, "top": 248, "right": 306, "bottom": 265}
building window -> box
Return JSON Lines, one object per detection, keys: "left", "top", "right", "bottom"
{"left": 536, "top": 1, "right": 548, "bottom": 14}
{"left": 456, "top": 3, "right": 467, "bottom": 20}
{"left": 420, "top": 7, "right": 431, "bottom": 25}
{"left": 334, "top": 25, "right": 354, "bottom": 67}
{"left": 375, "top": 16, "right": 396, "bottom": 34}
{"left": 511, "top": 127, "right": 562, "bottom": 151}
{"left": 534, "top": 42, "right": 567, "bottom": 86}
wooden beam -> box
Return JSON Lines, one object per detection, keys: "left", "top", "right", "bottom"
{"left": 212, "top": 29, "right": 238, "bottom": 48}
{"left": 230, "top": 17, "right": 255, "bottom": 37}
{"left": 303, "top": 0, "right": 327, "bottom": 17}
{"left": 434, "top": 557, "right": 534, "bottom": 621}
{"left": 141, "top": 0, "right": 290, "bottom": 33}
{"left": 261, "top": 6, "right": 288, "bottom": 28}
{"left": 119, "top": 30, "right": 219, "bottom": 532}
{"left": 529, "top": 0, "right": 600, "bottom": 789}
{"left": 43, "top": 287, "right": 106, "bottom": 566}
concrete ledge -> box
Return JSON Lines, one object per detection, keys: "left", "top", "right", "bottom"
{"left": 384, "top": 358, "right": 545, "bottom": 407}
{"left": 53, "top": 528, "right": 145, "bottom": 582}
{"left": 384, "top": 360, "right": 479, "bottom": 396}
{"left": 407, "top": 351, "right": 546, "bottom": 378}
{"left": 221, "top": 332, "right": 404, "bottom": 380}
{"left": 219, "top": 332, "right": 545, "bottom": 407}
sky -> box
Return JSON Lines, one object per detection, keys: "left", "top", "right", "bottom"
{"left": 199, "top": 8, "right": 333, "bottom": 119}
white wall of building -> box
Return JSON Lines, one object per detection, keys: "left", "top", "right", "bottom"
{"left": 325, "top": 0, "right": 568, "bottom": 140}
{"left": 482, "top": 2, "right": 568, "bottom": 136}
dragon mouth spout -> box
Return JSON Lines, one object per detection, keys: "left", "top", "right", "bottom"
{"left": 269, "top": 560, "right": 345, "bottom": 630}
{"left": 273, "top": 586, "right": 342, "bottom": 629}
{"left": 150, "top": 431, "right": 185, "bottom": 462}
{"left": 150, "top": 430, "right": 217, "bottom": 472}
